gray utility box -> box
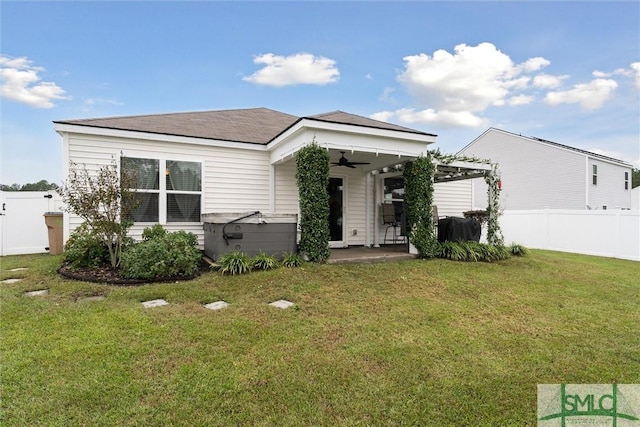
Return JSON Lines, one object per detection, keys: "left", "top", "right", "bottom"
{"left": 202, "top": 212, "right": 298, "bottom": 261}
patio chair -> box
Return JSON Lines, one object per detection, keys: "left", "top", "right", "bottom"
{"left": 382, "top": 203, "right": 404, "bottom": 244}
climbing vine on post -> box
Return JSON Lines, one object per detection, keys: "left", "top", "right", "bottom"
{"left": 484, "top": 163, "right": 504, "bottom": 246}
{"left": 296, "top": 141, "right": 330, "bottom": 262}
{"left": 403, "top": 154, "right": 438, "bottom": 258}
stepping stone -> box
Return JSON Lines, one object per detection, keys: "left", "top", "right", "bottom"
{"left": 2, "top": 278, "right": 22, "bottom": 284}
{"left": 204, "top": 301, "right": 228, "bottom": 311}
{"left": 25, "top": 289, "right": 48, "bottom": 297}
{"left": 9, "top": 268, "right": 28, "bottom": 272}
{"left": 142, "top": 299, "right": 168, "bottom": 308}
{"left": 269, "top": 299, "right": 295, "bottom": 309}
{"left": 78, "top": 295, "right": 106, "bottom": 303}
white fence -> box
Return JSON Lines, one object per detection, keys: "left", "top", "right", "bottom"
{"left": 499, "top": 209, "right": 640, "bottom": 261}
{"left": 0, "top": 191, "right": 64, "bottom": 256}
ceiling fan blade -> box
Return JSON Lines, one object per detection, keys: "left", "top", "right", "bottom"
{"left": 346, "top": 164, "right": 356, "bottom": 168}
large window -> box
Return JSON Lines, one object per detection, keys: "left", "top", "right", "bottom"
{"left": 122, "top": 157, "right": 202, "bottom": 223}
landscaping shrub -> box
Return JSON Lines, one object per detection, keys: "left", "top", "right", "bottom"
{"left": 252, "top": 251, "right": 279, "bottom": 271}
{"left": 510, "top": 243, "right": 529, "bottom": 256}
{"left": 63, "top": 224, "right": 110, "bottom": 269}
{"left": 296, "top": 141, "right": 330, "bottom": 263}
{"left": 281, "top": 251, "right": 303, "bottom": 268}
{"left": 119, "top": 228, "right": 201, "bottom": 280}
{"left": 436, "top": 241, "right": 512, "bottom": 262}
{"left": 217, "top": 251, "right": 252, "bottom": 275}
{"left": 142, "top": 224, "right": 167, "bottom": 241}
{"left": 403, "top": 156, "right": 439, "bottom": 258}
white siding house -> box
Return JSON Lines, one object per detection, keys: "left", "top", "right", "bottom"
{"left": 459, "top": 128, "right": 633, "bottom": 211}
{"left": 57, "top": 108, "right": 471, "bottom": 250}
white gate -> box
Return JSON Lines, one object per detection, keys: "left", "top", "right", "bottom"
{"left": 0, "top": 191, "right": 64, "bottom": 256}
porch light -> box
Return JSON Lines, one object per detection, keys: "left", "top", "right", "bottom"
{"left": 371, "top": 170, "right": 378, "bottom": 175}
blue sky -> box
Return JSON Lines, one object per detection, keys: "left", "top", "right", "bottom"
{"left": 1, "top": 1, "right": 639, "bottom": 186}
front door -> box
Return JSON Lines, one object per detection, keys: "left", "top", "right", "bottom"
{"left": 328, "top": 177, "right": 346, "bottom": 248}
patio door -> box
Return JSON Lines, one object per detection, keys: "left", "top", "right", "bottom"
{"left": 328, "top": 177, "right": 347, "bottom": 248}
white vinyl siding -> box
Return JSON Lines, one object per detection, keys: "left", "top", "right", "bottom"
{"left": 588, "top": 160, "right": 632, "bottom": 209}
{"left": 461, "top": 130, "right": 586, "bottom": 210}
{"left": 433, "top": 180, "right": 473, "bottom": 218}
{"left": 65, "top": 134, "right": 271, "bottom": 246}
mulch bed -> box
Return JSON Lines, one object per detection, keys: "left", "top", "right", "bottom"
{"left": 57, "top": 259, "right": 212, "bottom": 286}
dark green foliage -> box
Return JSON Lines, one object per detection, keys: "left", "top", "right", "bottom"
{"left": 403, "top": 156, "right": 438, "bottom": 258}
{"left": 281, "top": 251, "right": 303, "bottom": 268}
{"left": 632, "top": 168, "right": 639, "bottom": 188}
{"left": 252, "top": 251, "right": 279, "bottom": 271}
{"left": 0, "top": 179, "right": 59, "bottom": 192}
{"left": 436, "top": 241, "right": 512, "bottom": 262}
{"left": 509, "top": 244, "right": 529, "bottom": 256}
{"left": 142, "top": 224, "right": 167, "bottom": 241}
{"left": 484, "top": 164, "right": 504, "bottom": 246}
{"left": 296, "top": 142, "right": 330, "bottom": 263}
{"left": 119, "top": 228, "right": 201, "bottom": 280}
{"left": 63, "top": 224, "right": 110, "bottom": 269}
{"left": 217, "top": 251, "right": 252, "bottom": 275}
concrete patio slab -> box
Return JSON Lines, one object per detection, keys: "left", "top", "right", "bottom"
{"left": 25, "top": 289, "right": 48, "bottom": 296}
{"left": 269, "top": 299, "right": 295, "bottom": 309}
{"left": 2, "top": 278, "right": 23, "bottom": 284}
{"left": 142, "top": 299, "right": 169, "bottom": 308}
{"left": 204, "top": 301, "right": 229, "bottom": 311}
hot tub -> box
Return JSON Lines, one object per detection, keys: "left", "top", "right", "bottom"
{"left": 202, "top": 211, "right": 298, "bottom": 260}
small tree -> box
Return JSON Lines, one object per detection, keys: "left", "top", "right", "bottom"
{"left": 61, "top": 159, "right": 137, "bottom": 268}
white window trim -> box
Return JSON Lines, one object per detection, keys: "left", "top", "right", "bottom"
{"left": 123, "top": 156, "right": 203, "bottom": 224}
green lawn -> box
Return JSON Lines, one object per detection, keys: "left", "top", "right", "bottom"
{"left": 1, "top": 251, "right": 638, "bottom": 426}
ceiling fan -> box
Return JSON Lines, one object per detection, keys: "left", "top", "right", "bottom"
{"left": 331, "top": 151, "right": 371, "bottom": 168}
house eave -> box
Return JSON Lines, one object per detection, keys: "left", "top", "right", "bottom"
{"left": 53, "top": 122, "right": 268, "bottom": 151}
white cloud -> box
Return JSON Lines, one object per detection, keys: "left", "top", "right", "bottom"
{"left": 375, "top": 108, "right": 487, "bottom": 128}
{"left": 397, "top": 42, "right": 550, "bottom": 114}
{"left": 518, "top": 57, "right": 551, "bottom": 73}
{"left": 379, "top": 86, "right": 397, "bottom": 104}
{"left": 370, "top": 111, "right": 394, "bottom": 122}
{"left": 533, "top": 73, "right": 569, "bottom": 89}
{"left": 507, "top": 94, "right": 534, "bottom": 106}
{"left": 544, "top": 78, "right": 618, "bottom": 110}
{"left": 373, "top": 42, "right": 551, "bottom": 127}
{"left": 243, "top": 53, "right": 339, "bottom": 87}
{"left": 0, "top": 55, "right": 69, "bottom": 108}
{"left": 631, "top": 62, "right": 640, "bottom": 89}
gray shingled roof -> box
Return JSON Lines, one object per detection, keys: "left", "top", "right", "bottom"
{"left": 305, "top": 111, "right": 436, "bottom": 136}
{"left": 55, "top": 108, "right": 435, "bottom": 144}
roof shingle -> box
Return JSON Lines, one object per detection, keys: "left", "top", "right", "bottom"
{"left": 55, "top": 107, "right": 435, "bottom": 144}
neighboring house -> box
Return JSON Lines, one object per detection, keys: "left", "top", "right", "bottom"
{"left": 458, "top": 128, "right": 633, "bottom": 211}
{"left": 54, "top": 108, "right": 487, "bottom": 250}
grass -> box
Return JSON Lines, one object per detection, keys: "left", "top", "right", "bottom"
{"left": 1, "top": 250, "right": 638, "bottom": 426}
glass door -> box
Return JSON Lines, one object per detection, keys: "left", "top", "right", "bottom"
{"left": 328, "top": 177, "right": 346, "bottom": 247}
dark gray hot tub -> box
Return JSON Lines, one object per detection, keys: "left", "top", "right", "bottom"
{"left": 202, "top": 211, "right": 298, "bottom": 260}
